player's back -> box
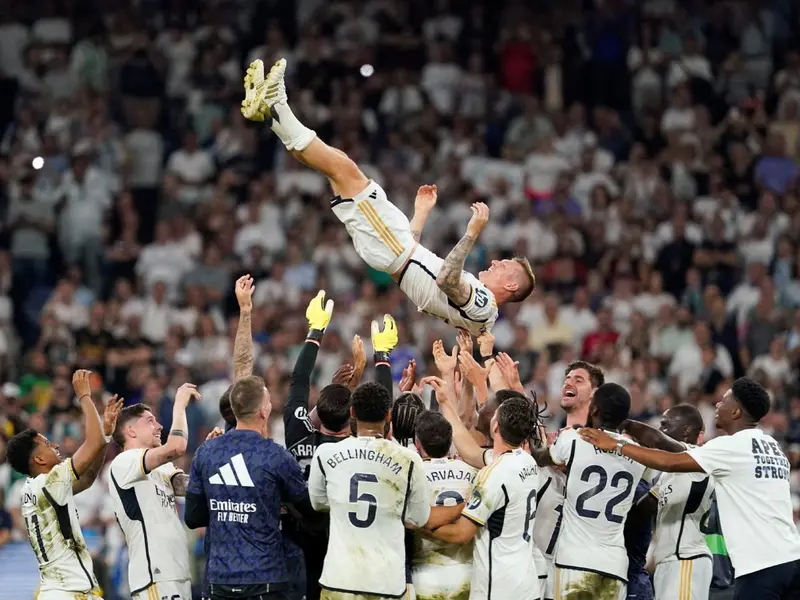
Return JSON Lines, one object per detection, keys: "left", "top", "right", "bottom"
{"left": 310, "top": 435, "right": 430, "bottom": 597}
{"left": 20, "top": 460, "right": 99, "bottom": 594}
{"left": 108, "top": 448, "right": 190, "bottom": 594}
{"left": 652, "top": 447, "right": 715, "bottom": 565}
{"left": 553, "top": 429, "right": 646, "bottom": 582}
{"left": 398, "top": 245, "right": 497, "bottom": 336}
{"left": 533, "top": 465, "right": 566, "bottom": 559}
{"left": 463, "top": 448, "right": 539, "bottom": 600}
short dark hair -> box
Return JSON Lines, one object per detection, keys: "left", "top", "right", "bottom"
{"left": 668, "top": 404, "right": 705, "bottom": 438}
{"left": 219, "top": 385, "right": 236, "bottom": 427}
{"left": 591, "top": 383, "right": 631, "bottom": 429}
{"left": 415, "top": 411, "right": 452, "bottom": 458}
{"left": 509, "top": 257, "right": 536, "bottom": 302}
{"left": 113, "top": 403, "right": 153, "bottom": 447}
{"left": 230, "top": 376, "right": 267, "bottom": 421}
{"left": 496, "top": 397, "right": 536, "bottom": 447}
{"left": 566, "top": 361, "right": 605, "bottom": 389}
{"left": 317, "top": 384, "right": 352, "bottom": 431}
{"left": 351, "top": 382, "right": 391, "bottom": 423}
{"left": 6, "top": 429, "right": 39, "bottom": 475}
{"left": 392, "top": 392, "right": 425, "bottom": 446}
{"left": 495, "top": 389, "right": 528, "bottom": 406}
{"left": 731, "top": 377, "right": 771, "bottom": 422}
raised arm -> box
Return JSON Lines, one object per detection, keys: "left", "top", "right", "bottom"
{"left": 410, "top": 184, "right": 437, "bottom": 242}
{"left": 232, "top": 275, "right": 255, "bottom": 381}
{"left": 621, "top": 419, "right": 687, "bottom": 453}
{"left": 73, "top": 392, "right": 124, "bottom": 494}
{"left": 580, "top": 428, "right": 704, "bottom": 473}
{"left": 371, "top": 315, "right": 398, "bottom": 396}
{"left": 142, "top": 383, "right": 198, "bottom": 473}
{"left": 435, "top": 202, "right": 489, "bottom": 305}
{"left": 429, "top": 377, "right": 488, "bottom": 469}
{"left": 70, "top": 371, "right": 113, "bottom": 479}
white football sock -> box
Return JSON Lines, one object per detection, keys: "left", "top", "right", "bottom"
{"left": 271, "top": 102, "right": 317, "bottom": 151}
{"left": 269, "top": 118, "right": 293, "bottom": 148}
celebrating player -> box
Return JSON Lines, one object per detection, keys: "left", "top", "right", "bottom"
{"left": 620, "top": 405, "right": 715, "bottom": 600}
{"left": 429, "top": 396, "right": 541, "bottom": 600}
{"left": 308, "top": 381, "right": 462, "bottom": 600}
{"left": 7, "top": 370, "right": 123, "bottom": 600}
{"left": 240, "top": 58, "right": 535, "bottom": 335}
{"left": 533, "top": 383, "right": 645, "bottom": 600}
{"left": 411, "top": 411, "right": 477, "bottom": 600}
{"left": 108, "top": 382, "right": 201, "bottom": 600}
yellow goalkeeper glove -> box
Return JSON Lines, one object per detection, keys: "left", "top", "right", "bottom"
{"left": 371, "top": 314, "right": 398, "bottom": 354}
{"left": 306, "top": 290, "right": 334, "bottom": 340}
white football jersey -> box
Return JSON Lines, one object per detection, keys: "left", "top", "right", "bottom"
{"left": 413, "top": 457, "right": 477, "bottom": 569}
{"left": 652, "top": 443, "right": 715, "bottom": 565}
{"left": 687, "top": 428, "right": 800, "bottom": 576}
{"left": 398, "top": 245, "right": 498, "bottom": 336}
{"left": 309, "top": 436, "right": 431, "bottom": 597}
{"left": 20, "top": 459, "right": 99, "bottom": 594}
{"left": 533, "top": 466, "right": 566, "bottom": 559}
{"left": 463, "top": 448, "right": 539, "bottom": 600}
{"left": 550, "top": 428, "right": 646, "bottom": 582}
{"left": 108, "top": 449, "right": 190, "bottom": 594}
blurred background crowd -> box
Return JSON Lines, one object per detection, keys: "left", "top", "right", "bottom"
{"left": 2, "top": 0, "right": 800, "bottom": 597}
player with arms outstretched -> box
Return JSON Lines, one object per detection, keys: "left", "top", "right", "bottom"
{"left": 240, "top": 58, "right": 535, "bottom": 335}
{"left": 6, "top": 370, "right": 123, "bottom": 600}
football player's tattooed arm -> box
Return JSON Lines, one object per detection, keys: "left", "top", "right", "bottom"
{"left": 143, "top": 383, "right": 196, "bottom": 473}
{"left": 73, "top": 447, "right": 108, "bottom": 494}
{"left": 233, "top": 275, "right": 255, "bottom": 381}
{"left": 436, "top": 203, "right": 488, "bottom": 305}
{"left": 621, "top": 419, "right": 686, "bottom": 453}
{"left": 73, "top": 390, "right": 124, "bottom": 494}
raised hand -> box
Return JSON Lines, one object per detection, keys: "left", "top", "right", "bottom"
{"left": 432, "top": 339, "right": 458, "bottom": 378}
{"left": 456, "top": 329, "right": 473, "bottom": 355}
{"left": 235, "top": 274, "right": 255, "bottom": 313}
{"left": 399, "top": 359, "right": 417, "bottom": 393}
{"left": 580, "top": 428, "right": 617, "bottom": 451}
{"left": 332, "top": 364, "right": 355, "bottom": 386}
{"left": 459, "top": 350, "right": 490, "bottom": 390}
{"left": 425, "top": 376, "right": 456, "bottom": 406}
{"left": 103, "top": 394, "right": 125, "bottom": 436}
{"left": 465, "top": 202, "right": 490, "bottom": 238}
{"left": 477, "top": 331, "right": 495, "bottom": 358}
{"left": 205, "top": 427, "right": 225, "bottom": 441}
{"left": 72, "top": 370, "right": 93, "bottom": 398}
{"left": 306, "top": 290, "right": 334, "bottom": 331}
{"left": 371, "top": 314, "right": 398, "bottom": 353}
{"left": 495, "top": 352, "right": 524, "bottom": 393}
{"left": 175, "top": 383, "right": 201, "bottom": 408}
{"left": 352, "top": 335, "right": 366, "bottom": 371}
{"left": 415, "top": 184, "right": 438, "bottom": 214}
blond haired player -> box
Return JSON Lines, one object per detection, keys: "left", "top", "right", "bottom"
{"left": 240, "top": 58, "right": 535, "bottom": 336}
{"left": 6, "top": 370, "right": 123, "bottom": 600}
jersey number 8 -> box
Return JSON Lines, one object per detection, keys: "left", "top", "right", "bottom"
{"left": 575, "top": 465, "right": 634, "bottom": 524}
{"left": 349, "top": 472, "right": 379, "bottom": 528}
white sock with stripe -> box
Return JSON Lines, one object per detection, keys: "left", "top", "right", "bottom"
{"left": 271, "top": 101, "right": 317, "bottom": 151}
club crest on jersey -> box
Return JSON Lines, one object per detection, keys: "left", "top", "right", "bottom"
{"left": 467, "top": 489, "right": 482, "bottom": 510}
{"left": 295, "top": 406, "right": 314, "bottom": 433}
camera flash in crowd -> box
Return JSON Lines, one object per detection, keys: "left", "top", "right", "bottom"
{"left": 32, "top": 156, "right": 44, "bottom": 170}
{"left": 360, "top": 64, "right": 374, "bottom": 78}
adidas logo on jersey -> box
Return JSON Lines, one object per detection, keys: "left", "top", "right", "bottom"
{"left": 208, "top": 453, "right": 254, "bottom": 487}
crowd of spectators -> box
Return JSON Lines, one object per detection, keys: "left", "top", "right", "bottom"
{"left": 2, "top": 0, "right": 800, "bottom": 597}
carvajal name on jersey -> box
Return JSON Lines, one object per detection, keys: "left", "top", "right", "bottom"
{"left": 210, "top": 499, "right": 258, "bottom": 523}
{"left": 325, "top": 447, "right": 404, "bottom": 475}
{"left": 426, "top": 469, "right": 476, "bottom": 484}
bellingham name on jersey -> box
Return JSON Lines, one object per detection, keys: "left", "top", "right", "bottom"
{"left": 324, "top": 446, "right": 406, "bottom": 476}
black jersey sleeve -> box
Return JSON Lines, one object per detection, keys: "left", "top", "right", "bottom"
{"left": 284, "top": 339, "right": 320, "bottom": 448}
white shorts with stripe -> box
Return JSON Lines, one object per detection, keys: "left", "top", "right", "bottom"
{"left": 412, "top": 563, "right": 471, "bottom": 600}
{"left": 36, "top": 591, "right": 103, "bottom": 600}
{"left": 554, "top": 567, "right": 626, "bottom": 600}
{"left": 654, "top": 558, "right": 712, "bottom": 600}
{"left": 132, "top": 580, "right": 192, "bottom": 600}
{"left": 331, "top": 180, "right": 416, "bottom": 274}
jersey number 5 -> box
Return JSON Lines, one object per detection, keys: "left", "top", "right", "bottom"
{"left": 575, "top": 466, "right": 634, "bottom": 524}
{"left": 349, "top": 472, "right": 378, "bottom": 528}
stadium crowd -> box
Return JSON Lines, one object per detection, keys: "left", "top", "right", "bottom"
{"left": 2, "top": 0, "right": 800, "bottom": 598}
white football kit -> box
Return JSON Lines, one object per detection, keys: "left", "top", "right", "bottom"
{"left": 687, "top": 429, "right": 800, "bottom": 577}
{"left": 309, "top": 436, "right": 431, "bottom": 598}
{"left": 331, "top": 180, "right": 498, "bottom": 335}
{"left": 108, "top": 449, "right": 192, "bottom": 600}
{"left": 20, "top": 459, "right": 101, "bottom": 599}
{"left": 550, "top": 428, "right": 647, "bottom": 600}
{"left": 533, "top": 467, "right": 565, "bottom": 600}
{"left": 412, "top": 457, "right": 477, "bottom": 600}
{"left": 652, "top": 442, "right": 715, "bottom": 600}
{"left": 462, "top": 448, "right": 539, "bottom": 600}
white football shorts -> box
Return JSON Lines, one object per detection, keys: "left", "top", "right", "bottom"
{"left": 654, "top": 558, "right": 712, "bottom": 600}
{"left": 412, "top": 563, "right": 471, "bottom": 600}
{"left": 554, "top": 567, "right": 627, "bottom": 600}
{"left": 132, "top": 580, "right": 192, "bottom": 600}
{"left": 36, "top": 591, "right": 103, "bottom": 600}
{"left": 331, "top": 180, "right": 416, "bottom": 274}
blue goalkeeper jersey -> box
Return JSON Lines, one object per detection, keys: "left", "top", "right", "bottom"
{"left": 186, "top": 429, "right": 309, "bottom": 587}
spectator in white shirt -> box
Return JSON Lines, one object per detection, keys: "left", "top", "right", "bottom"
{"left": 661, "top": 83, "right": 696, "bottom": 133}
{"left": 139, "top": 281, "right": 172, "bottom": 344}
{"left": 166, "top": 129, "right": 216, "bottom": 205}
{"left": 559, "top": 287, "right": 598, "bottom": 350}
{"left": 421, "top": 42, "right": 462, "bottom": 116}
{"left": 750, "top": 336, "right": 793, "bottom": 387}
{"left": 523, "top": 135, "right": 571, "bottom": 198}
{"left": 666, "top": 35, "right": 713, "bottom": 88}
{"left": 135, "top": 220, "right": 195, "bottom": 300}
